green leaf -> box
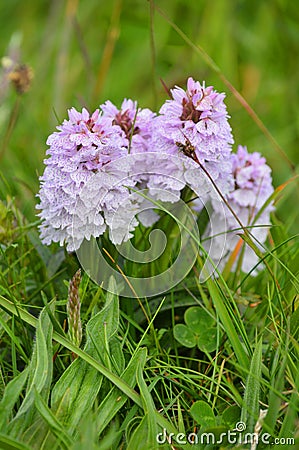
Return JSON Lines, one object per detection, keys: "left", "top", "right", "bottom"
{"left": 0, "top": 367, "right": 29, "bottom": 429}
{"left": 0, "top": 312, "right": 29, "bottom": 362}
{"left": 34, "top": 388, "right": 74, "bottom": 449}
{"left": 127, "top": 416, "right": 152, "bottom": 450}
{"left": 0, "top": 433, "right": 32, "bottom": 450}
{"left": 176, "top": 398, "right": 185, "bottom": 435}
{"left": 221, "top": 405, "right": 241, "bottom": 428}
{"left": 279, "top": 367, "right": 299, "bottom": 441}
{"left": 197, "top": 327, "right": 219, "bottom": 353}
{"left": 264, "top": 347, "right": 287, "bottom": 433}
{"left": 51, "top": 331, "right": 103, "bottom": 434}
{"left": 135, "top": 351, "right": 158, "bottom": 449}
{"left": 198, "top": 425, "right": 230, "bottom": 447}
{"left": 290, "top": 307, "right": 299, "bottom": 340}
{"left": 88, "top": 277, "right": 119, "bottom": 366}
{"left": 46, "top": 250, "right": 66, "bottom": 278}
{"left": 241, "top": 339, "right": 263, "bottom": 433}
{"left": 51, "top": 277, "right": 119, "bottom": 433}
{"left": 8, "top": 302, "right": 54, "bottom": 436}
{"left": 0, "top": 294, "right": 181, "bottom": 439}
{"left": 96, "top": 348, "right": 147, "bottom": 436}
{"left": 109, "top": 337, "right": 125, "bottom": 375}
{"left": 71, "top": 415, "right": 121, "bottom": 450}
{"left": 190, "top": 401, "right": 216, "bottom": 428}
{"left": 173, "top": 324, "right": 196, "bottom": 348}
{"left": 184, "top": 307, "right": 214, "bottom": 333}
{"left": 206, "top": 278, "right": 250, "bottom": 371}
{"left": 27, "top": 230, "right": 52, "bottom": 267}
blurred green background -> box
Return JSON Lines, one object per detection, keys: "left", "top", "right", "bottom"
{"left": 0, "top": 0, "right": 298, "bottom": 222}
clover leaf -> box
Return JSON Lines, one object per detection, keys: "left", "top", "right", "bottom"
{"left": 174, "top": 306, "right": 221, "bottom": 353}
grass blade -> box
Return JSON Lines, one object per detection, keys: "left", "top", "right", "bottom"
{"left": 206, "top": 278, "right": 250, "bottom": 371}
{"left": 0, "top": 433, "right": 32, "bottom": 450}
{"left": 135, "top": 353, "right": 158, "bottom": 449}
{"left": 240, "top": 339, "right": 263, "bottom": 434}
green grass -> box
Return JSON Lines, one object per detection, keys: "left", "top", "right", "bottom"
{"left": 0, "top": 1, "right": 299, "bottom": 449}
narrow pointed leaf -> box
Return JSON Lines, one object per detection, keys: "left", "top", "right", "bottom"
{"left": 34, "top": 388, "right": 74, "bottom": 449}
{"left": 8, "top": 302, "right": 54, "bottom": 435}
{"left": 241, "top": 339, "right": 263, "bottom": 433}
{"left": 0, "top": 367, "right": 29, "bottom": 429}
{"left": 97, "top": 347, "right": 147, "bottom": 436}
{"left": 135, "top": 353, "right": 158, "bottom": 449}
